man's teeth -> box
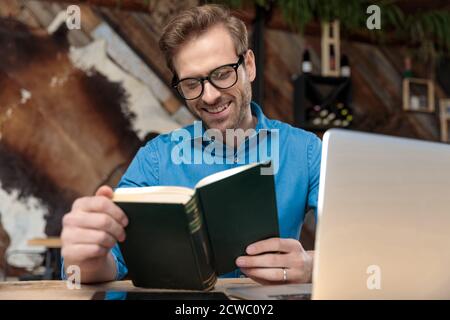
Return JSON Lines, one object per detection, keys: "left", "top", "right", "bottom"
{"left": 206, "top": 102, "right": 229, "bottom": 113}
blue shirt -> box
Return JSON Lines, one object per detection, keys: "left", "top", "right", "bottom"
{"left": 62, "top": 102, "right": 322, "bottom": 280}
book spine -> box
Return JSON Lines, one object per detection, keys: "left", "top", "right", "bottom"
{"left": 185, "top": 194, "right": 217, "bottom": 290}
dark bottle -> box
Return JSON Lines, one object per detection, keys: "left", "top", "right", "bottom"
{"left": 341, "top": 54, "right": 351, "bottom": 77}
{"left": 329, "top": 45, "right": 336, "bottom": 72}
{"left": 308, "top": 105, "right": 322, "bottom": 126}
{"left": 403, "top": 56, "right": 413, "bottom": 78}
{"left": 302, "top": 48, "right": 312, "bottom": 73}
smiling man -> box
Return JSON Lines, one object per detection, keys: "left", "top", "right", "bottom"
{"left": 61, "top": 4, "right": 322, "bottom": 284}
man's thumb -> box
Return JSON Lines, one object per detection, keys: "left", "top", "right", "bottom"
{"left": 95, "top": 185, "right": 114, "bottom": 198}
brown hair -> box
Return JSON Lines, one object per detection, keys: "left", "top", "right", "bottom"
{"left": 159, "top": 4, "right": 248, "bottom": 75}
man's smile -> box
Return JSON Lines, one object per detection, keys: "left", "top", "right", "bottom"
{"left": 201, "top": 101, "right": 232, "bottom": 117}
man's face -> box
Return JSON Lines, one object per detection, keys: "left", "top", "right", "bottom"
{"left": 172, "top": 24, "right": 256, "bottom": 134}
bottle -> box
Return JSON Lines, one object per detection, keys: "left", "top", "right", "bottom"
{"left": 341, "top": 54, "right": 351, "bottom": 77}
{"left": 332, "top": 119, "right": 342, "bottom": 127}
{"left": 336, "top": 102, "right": 353, "bottom": 128}
{"left": 327, "top": 112, "right": 336, "bottom": 121}
{"left": 403, "top": 56, "right": 413, "bottom": 78}
{"left": 319, "top": 109, "right": 329, "bottom": 118}
{"left": 302, "top": 48, "right": 312, "bottom": 73}
{"left": 308, "top": 105, "right": 322, "bottom": 126}
{"left": 329, "top": 45, "right": 336, "bottom": 72}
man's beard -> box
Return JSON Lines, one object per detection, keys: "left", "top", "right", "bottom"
{"left": 197, "top": 82, "right": 252, "bottom": 133}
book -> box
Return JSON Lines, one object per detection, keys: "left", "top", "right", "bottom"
{"left": 113, "top": 162, "right": 280, "bottom": 290}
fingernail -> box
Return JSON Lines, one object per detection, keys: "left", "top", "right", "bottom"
{"left": 246, "top": 245, "right": 255, "bottom": 254}
{"left": 236, "top": 257, "right": 245, "bottom": 266}
{"left": 122, "top": 218, "right": 129, "bottom": 227}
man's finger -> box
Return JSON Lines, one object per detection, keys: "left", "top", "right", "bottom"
{"left": 240, "top": 267, "right": 292, "bottom": 283}
{"left": 61, "top": 244, "right": 109, "bottom": 262}
{"left": 246, "top": 238, "right": 302, "bottom": 255}
{"left": 61, "top": 227, "right": 116, "bottom": 249}
{"left": 72, "top": 196, "right": 128, "bottom": 227}
{"left": 236, "top": 253, "right": 288, "bottom": 268}
{"left": 95, "top": 185, "right": 114, "bottom": 198}
{"left": 63, "top": 212, "right": 126, "bottom": 242}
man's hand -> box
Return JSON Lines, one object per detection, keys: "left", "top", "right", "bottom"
{"left": 61, "top": 185, "right": 128, "bottom": 283}
{"left": 235, "top": 238, "right": 313, "bottom": 285}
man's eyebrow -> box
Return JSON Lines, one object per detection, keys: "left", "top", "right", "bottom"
{"left": 179, "top": 59, "right": 238, "bottom": 80}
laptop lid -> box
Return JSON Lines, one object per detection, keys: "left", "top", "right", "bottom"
{"left": 313, "top": 129, "right": 450, "bottom": 299}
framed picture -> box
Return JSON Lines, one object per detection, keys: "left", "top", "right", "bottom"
{"left": 440, "top": 99, "right": 450, "bottom": 143}
{"left": 402, "top": 78, "right": 435, "bottom": 112}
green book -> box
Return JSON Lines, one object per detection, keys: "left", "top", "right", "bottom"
{"left": 113, "top": 162, "right": 280, "bottom": 290}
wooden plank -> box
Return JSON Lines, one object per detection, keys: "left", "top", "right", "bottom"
{"left": 27, "top": 237, "right": 62, "bottom": 248}
{"left": 0, "top": 0, "right": 41, "bottom": 28}
{"left": 0, "top": 279, "right": 257, "bottom": 300}
{"left": 21, "top": 0, "right": 55, "bottom": 26}
{"left": 0, "top": 0, "right": 22, "bottom": 17}
{"left": 90, "top": 22, "right": 174, "bottom": 107}
{"left": 98, "top": 9, "right": 172, "bottom": 85}
{"left": 36, "top": 0, "right": 154, "bottom": 12}
{"left": 95, "top": 7, "right": 198, "bottom": 123}
{"left": 24, "top": 1, "right": 92, "bottom": 47}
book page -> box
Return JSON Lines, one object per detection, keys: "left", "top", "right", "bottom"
{"left": 113, "top": 186, "right": 194, "bottom": 204}
{"left": 195, "top": 162, "right": 260, "bottom": 189}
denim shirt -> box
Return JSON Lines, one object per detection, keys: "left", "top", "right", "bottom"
{"left": 61, "top": 102, "right": 321, "bottom": 280}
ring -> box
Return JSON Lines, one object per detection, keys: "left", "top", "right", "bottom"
{"left": 282, "top": 267, "right": 287, "bottom": 282}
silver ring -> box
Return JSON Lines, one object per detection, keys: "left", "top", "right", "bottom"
{"left": 282, "top": 267, "right": 287, "bottom": 282}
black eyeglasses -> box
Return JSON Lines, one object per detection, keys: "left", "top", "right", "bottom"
{"left": 172, "top": 55, "right": 244, "bottom": 100}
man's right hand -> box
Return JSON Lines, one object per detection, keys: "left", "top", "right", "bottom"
{"left": 61, "top": 185, "right": 128, "bottom": 283}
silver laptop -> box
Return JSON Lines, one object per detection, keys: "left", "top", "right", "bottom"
{"left": 313, "top": 129, "right": 450, "bottom": 299}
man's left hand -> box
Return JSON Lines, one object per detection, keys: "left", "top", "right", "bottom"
{"left": 235, "top": 238, "right": 313, "bottom": 285}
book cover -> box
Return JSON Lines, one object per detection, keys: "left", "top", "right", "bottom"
{"left": 114, "top": 162, "right": 280, "bottom": 290}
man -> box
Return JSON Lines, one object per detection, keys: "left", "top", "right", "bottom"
{"left": 61, "top": 4, "right": 321, "bottom": 284}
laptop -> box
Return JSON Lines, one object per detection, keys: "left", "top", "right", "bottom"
{"left": 226, "top": 284, "right": 312, "bottom": 300}
{"left": 313, "top": 129, "right": 450, "bottom": 299}
{"left": 227, "top": 129, "right": 450, "bottom": 300}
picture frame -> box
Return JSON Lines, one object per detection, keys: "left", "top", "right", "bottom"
{"left": 440, "top": 99, "right": 450, "bottom": 143}
{"left": 402, "top": 78, "right": 435, "bottom": 113}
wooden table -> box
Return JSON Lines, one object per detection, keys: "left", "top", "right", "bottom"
{"left": 0, "top": 278, "right": 257, "bottom": 300}
{"left": 26, "top": 237, "right": 62, "bottom": 280}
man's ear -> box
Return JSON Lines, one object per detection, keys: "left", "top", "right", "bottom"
{"left": 244, "top": 49, "right": 256, "bottom": 82}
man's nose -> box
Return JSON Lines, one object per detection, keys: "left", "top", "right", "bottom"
{"left": 201, "top": 81, "right": 221, "bottom": 105}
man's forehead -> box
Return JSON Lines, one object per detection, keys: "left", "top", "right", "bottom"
{"left": 173, "top": 25, "right": 238, "bottom": 78}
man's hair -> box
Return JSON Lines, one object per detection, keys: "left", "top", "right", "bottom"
{"left": 159, "top": 4, "right": 248, "bottom": 75}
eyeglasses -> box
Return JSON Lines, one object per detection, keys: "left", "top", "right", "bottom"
{"left": 172, "top": 55, "right": 244, "bottom": 100}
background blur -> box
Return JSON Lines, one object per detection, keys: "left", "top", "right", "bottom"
{"left": 0, "top": 0, "right": 449, "bottom": 279}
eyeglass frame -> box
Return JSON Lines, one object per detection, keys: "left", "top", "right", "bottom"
{"left": 172, "top": 54, "right": 245, "bottom": 100}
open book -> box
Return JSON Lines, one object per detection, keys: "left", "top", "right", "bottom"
{"left": 113, "top": 162, "right": 279, "bottom": 290}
